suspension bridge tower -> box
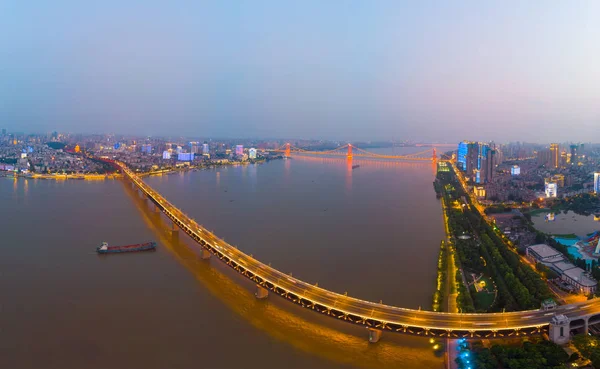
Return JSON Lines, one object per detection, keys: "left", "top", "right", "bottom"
{"left": 285, "top": 143, "right": 291, "bottom": 158}
{"left": 347, "top": 144, "right": 353, "bottom": 159}
{"left": 432, "top": 148, "right": 437, "bottom": 161}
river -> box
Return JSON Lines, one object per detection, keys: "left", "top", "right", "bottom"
{"left": 1, "top": 147, "right": 446, "bottom": 369}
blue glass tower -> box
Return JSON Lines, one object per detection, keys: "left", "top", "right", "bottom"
{"left": 457, "top": 141, "right": 468, "bottom": 170}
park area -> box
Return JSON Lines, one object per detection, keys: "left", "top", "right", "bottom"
{"left": 469, "top": 273, "right": 497, "bottom": 311}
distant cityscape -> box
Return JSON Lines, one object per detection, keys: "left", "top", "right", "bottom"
{"left": 0, "top": 129, "right": 448, "bottom": 177}
{"left": 451, "top": 141, "right": 600, "bottom": 203}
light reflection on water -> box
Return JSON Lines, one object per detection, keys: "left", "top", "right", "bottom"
{"left": 533, "top": 210, "right": 600, "bottom": 237}
{"left": 124, "top": 181, "right": 444, "bottom": 369}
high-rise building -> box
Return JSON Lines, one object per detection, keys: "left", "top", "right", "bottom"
{"left": 550, "top": 143, "right": 559, "bottom": 168}
{"left": 178, "top": 153, "right": 194, "bottom": 161}
{"left": 248, "top": 148, "right": 257, "bottom": 159}
{"left": 570, "top": 144, "right": 578, "bottom": 164}
{"left": 162, "top": 151, "right": 171, "bottom": 160}
{"left": 511, "top": 165, "right": 520, "bottom": 176}
{"left": 594, "top": 173, "right": 600, "bottom": 194}
{"left": 141, "top": 144, "right": 152, "bottom": 154}
{"left": 1, "top": 128, "right": 5, "bottom": 136}
{"left": 189, "top": 142, "right": 199, "bottom": 154}
{"left": 466, "top": 142, "right": 479, "bottom": 176}
{"left": 483, "top": 148, "right": 495, "bottom": 183}
{"left": 471, "top": 143, "right": 491, "bottom": 184}
{"left": 537, "top": 149, "right": 551, "bottom": 167}
{"left": 202, "top": 143, "right": 209, "bottom": 155}
{"left": 457, "top": 141, "right": 468, "bottom": 170}
{"left": 494, "top": 146, "right": 504, "bottom": 166}
{"left": 235, "top": 145, "right": 244, "bottom": 156}
{"left": 560, "top": 150, "right": 568, "bottom": 167}
{"left": 545, "top": 180, "right": 557, "bottom": 198}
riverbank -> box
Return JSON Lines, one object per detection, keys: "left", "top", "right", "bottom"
{"left": 139, "top": 158, "right": 273, "bottom": 177}
{"left": 437, "top": 174, "right": 460, "bottom": 369}
{"left": 433, "top": 193, "right": 457, "bottom": 314}
{"left": 432, "top": 240, "right": 447, "bottom": 312}
{"left": 15, "top": 173, "right": 123, "bottom": 180}
{"left": 4, "top": 157, "right": 277, "bottom": 180}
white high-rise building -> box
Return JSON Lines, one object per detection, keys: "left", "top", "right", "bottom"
{"left": 594, "top": 172, "right": 600, "bottom": 194}
{"left": 189, "top": 142, "right": 199, "bottom": 154}
{"left": 545, "top": 181, "right": 557, "bottom": 198}
{"left": 248, "top": 148, "right": 257, "bottom": 159}
{"left": 162, "top": 151, "right": 171, "bottom": 160}
{"left": 202, "top": 143, "right": 209, "bottom": 155}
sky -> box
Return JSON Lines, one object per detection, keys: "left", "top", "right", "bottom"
{"left": 1, "top": 1, "right": 599, "bottom": 143}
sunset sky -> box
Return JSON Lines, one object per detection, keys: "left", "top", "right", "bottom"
{"left": 1, "top": 1, "right": 599, "bottom": 142}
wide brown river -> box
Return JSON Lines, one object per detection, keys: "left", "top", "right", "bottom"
{"left": 1, "top": 148, "right": 446, "bottom": 369}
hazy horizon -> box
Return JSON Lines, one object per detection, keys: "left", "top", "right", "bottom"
{"left": 2, "top": 1, "right": 599, "bottom": 142}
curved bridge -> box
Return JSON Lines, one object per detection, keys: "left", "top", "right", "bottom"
{"left": 116, "top": 161, "right": 600, "bottom": 340}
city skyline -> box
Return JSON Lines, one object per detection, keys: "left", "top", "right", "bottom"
{"left": 2, "top": 1, "right": 599, "bottom": 142}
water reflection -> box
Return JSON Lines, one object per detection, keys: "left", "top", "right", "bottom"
{"left": 122, "top": 181, "right": 443, "bottom": 369}
{"left": 534, "top": 210, "right": 600, "bottom": 236}
{"left": 284, "top": 157, "right": 291, "bottom": 183}
{"left": 248, "top": 163, "right": 258, "bottom": 190}
{"left": 346, "top": 158, "right": 353, "bottom": 194}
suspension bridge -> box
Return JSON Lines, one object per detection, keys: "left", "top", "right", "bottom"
{"left": 272, "top": 143, "right": 437, "bottom": 161}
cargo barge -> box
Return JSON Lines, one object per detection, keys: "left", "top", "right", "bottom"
{"left": 97, "top": 241, "right": 156, "bottom": 254}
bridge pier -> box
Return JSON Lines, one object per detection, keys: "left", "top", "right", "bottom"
{"left": 549, "top": 315, "right": 570, "bottom": 345}
{"left": 367, "top": 328, "right": 382, "bottom": 343}
{"left": 200, "top": 248, "right": 211, "bottom": 260}
{"left": 255, "top": 285, "right": 269, "bottom": 299}
{"left": 584, "top": 317, "right": 589, "bottom": 336}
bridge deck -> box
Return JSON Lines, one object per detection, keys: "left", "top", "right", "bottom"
{"left": 118, "top": 161, "right": 600, "bottom": 337}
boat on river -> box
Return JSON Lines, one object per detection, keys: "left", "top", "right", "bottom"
{"left": 96, "top": 241, "right": 156, "bottom": 254}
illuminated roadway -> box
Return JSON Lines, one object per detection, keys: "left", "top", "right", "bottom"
{"left": 116, "top": 161, "right": 600, "bottom": 339}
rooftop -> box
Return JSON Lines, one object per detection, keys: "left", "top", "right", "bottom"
{"left": 527, "top": 244, "right": 563, "bottom": 260}
{"left": 550, "top": 260, "right": 576, "bottom": 273}
{"left": 563, "top": 267, "right": 597, "bottom": 287}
